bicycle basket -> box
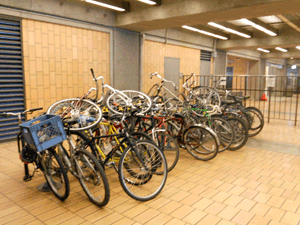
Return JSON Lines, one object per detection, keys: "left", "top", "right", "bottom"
{"left": 20, "top": 114, "right": 67, "bottom": 152}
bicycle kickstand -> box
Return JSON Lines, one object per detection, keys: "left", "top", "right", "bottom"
{"left": 23, "top": 164, "right": 32, "bottom": 182}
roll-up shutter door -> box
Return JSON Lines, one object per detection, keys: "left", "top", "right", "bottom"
{"left": 0, "top": 18, "right": 24, "bottom": 142}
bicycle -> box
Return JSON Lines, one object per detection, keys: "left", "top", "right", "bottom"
{"left": 47, "top": 69, "right": 152, "bottom": 131}
{"left": 55, "top": 124, "right": 110, "bottom": 207}
{"left": 74, "top": 110, "right": 168, "bottom": 201}
{"left": 128, "top": 111, "right": 180, "bottom": 172}
{"left": 164, "top": 109, "right": 220, "bottom": 161}
{"left": 147, "top": 73, "right": 220, "bottom": 117}
{"left": 47, "top": 70, "right": 167, "bottom": 201}
{"left": 0, "top": 109, "right": 70, "bottom": 201}
{"left": 213, "top": 79, "right": 264, "bottom": 137}
{"left": 193, "top": 105, "right": 235, "bottom": 152}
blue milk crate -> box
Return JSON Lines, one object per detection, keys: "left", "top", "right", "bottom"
{"left": 20, "top": 114, "right": 67, "bottom": 152}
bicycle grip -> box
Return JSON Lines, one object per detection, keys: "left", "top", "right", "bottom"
{"left": 90, "top": 68, "right": 96, "bottom": 80}
{"left": 30, "top": 107, "right": 43, "bottom": 112}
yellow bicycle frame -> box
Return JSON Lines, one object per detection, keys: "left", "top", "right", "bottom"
{"left": 90, "top": 121, "right": 128, "bottom": 163}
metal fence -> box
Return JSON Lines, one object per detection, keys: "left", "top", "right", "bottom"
{"left": 183, "top": 75, "right": 300, "bottom": 125}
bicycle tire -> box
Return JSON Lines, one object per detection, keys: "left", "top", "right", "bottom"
{"left": 224, "top": 116, "right": 249, "bottom": 151}
{"left": 40, "top": 149, "right": 70, "bottom": 201}
{"left": 106, "top": 90, "right": 152, "bottom": 115}
{"left": 75, "top": 148, "right": 110, "bottom": 207}
{"left": 183, "top": 125, "right": 219, "bottom": 161}
{"left": 245, "top": 107, "right": 264, "bottom": 137}
{"left": 47, "top": 98, "right": 102, "bottom": 131}
{"left": 153, "top": 131, "right": 179, "bottom": 173}
{"left": 147, "top": 84, "right": 160, "bottom": 97}
{"left": 118, "top": 140, "right": 167, "bottom": 201}
{"left": 199, "top": 116, "right": 234, "bottom": 152}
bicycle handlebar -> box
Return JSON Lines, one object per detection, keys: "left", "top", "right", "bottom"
{"left": 149, "top": 72, "right": 179, "bottom": 90}
{"left": 0, "top": 107, "right": 43, "bottom": 117}
{"left": 183, "top": 73, "right": 195, "bottom": 89}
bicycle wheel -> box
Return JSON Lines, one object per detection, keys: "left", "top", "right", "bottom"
{"left": 199, "top": 117, "right": 234, "bottom": 152}
{"left": 245, "top": 107, "right": 264, "bottom": 137}
{"left": 47, "top": 98, "right": 102, "bottom": 131}
{"left": 183, "top": 125, "right": 219, "bottom": 161}
{"left": 189, "top": 86, "right": 221, "bottom": 107}
{"left": 75, "top": 148, "right": 110, "bottom": 207}
{"left": 106, "top": 90, "right": 152, "bottom": 115}
{"left": 225, "top": 117, "right": 249, "bottom": 150}
{"left": 154, "top": 131, "right": 179, "bottom": 173}
{"left": 39, "top": 149, "right": 70, "bottom": 201}
{"left": 118, "top": 140, "right": 167, "bottom": 201}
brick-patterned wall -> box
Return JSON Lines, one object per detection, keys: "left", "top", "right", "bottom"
{"left": 143, "top": 40, "right": 201, "bottom": 94}
{"left": 22, "top": 19, "right": 110, "bottom": 111}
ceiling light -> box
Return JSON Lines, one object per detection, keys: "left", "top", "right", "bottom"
{"left": 240, "top": 18, "right": 277, "bottom": 36}
{"left": 258, "top": 15, "right": 282, "bottom": 24}
{"left": 138, "top": 0, "right": 156, "bottom": 5}
{"left": 275, "top": 47, "right": 288, "bottom": 52}
{"left": 182, "top": 25, "right": 228, "bottom": 40}
{"left": 296, "top": 46, "right": 300, "bottom": 50}
{"left": 208, "top": 22, "right": 251, "bottom": 38}
{"left": 84, "top": 0, "right": 125, "bottom": 11}
{"left": 257, "top": 48, "right": 270, "bottom": 53}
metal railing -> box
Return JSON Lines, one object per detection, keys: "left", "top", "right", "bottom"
{"left": 183, "top": 74, "right": 300, "bottom": 126}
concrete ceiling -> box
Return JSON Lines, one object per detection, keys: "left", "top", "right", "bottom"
{"left": 108, "top": 0, "right": 300, "bottom": 59}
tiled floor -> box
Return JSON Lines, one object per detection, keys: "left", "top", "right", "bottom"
{"left": 2, "top": 120, "right": 300, "bottom": 225}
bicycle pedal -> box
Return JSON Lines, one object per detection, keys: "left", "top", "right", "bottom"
{"left": 23, "top": 175, "right": 33, "bottom": 182}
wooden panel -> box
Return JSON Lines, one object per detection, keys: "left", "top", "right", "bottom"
{"left": 22, "top": 19, "right": 110, "bottom": 113}
{"left": 143, "top": 40, "right": 201, "bottom": 94}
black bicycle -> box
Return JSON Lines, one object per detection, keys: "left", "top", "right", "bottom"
{"left": 0, "top": 108, "right": 70, "bottom": 201}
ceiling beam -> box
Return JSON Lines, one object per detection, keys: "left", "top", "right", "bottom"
{"left": 217, "top": 29, "right": 300, "bottom": 50}
{"left": 286, "top": 59, "right": 300, "bottom": 65}
{"left": 115, "top": 0, "right": 300, "bottom": 31}
{"left": 277, "top": 14, "right": 300, "bottom": 33}
{"left": 261, "top": 50, "right": 300, "bottom": 59}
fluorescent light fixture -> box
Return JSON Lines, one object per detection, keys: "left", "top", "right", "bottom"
{"left": 258, "top": 15, "right": 282, "bottom": 24}
{"left": 275, "top": 47, "right": 288, "bottom": 52}
{"left": 182, "top": 25, "right": 228, "bottom": 40}
{"left": 208, "top": 22, "right": 251, "bottom": 38}
{"left": 85, "top": 0, "right": 125, "bottom": 11}
{"left": 257, "top": 48, "right": 270, "bottom": 53}
{"left": 240, "top": 18, "right": 277, "bottom": 36}
{"left": 296, "top": 46, "right": 300, "bottom": 50}
{"left": 138, "top": 0, "right": 156, "bottom": 5}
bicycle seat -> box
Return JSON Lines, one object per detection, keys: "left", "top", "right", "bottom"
{"left": 221, "top": 99, "right": 235, "bottom": 104}
{"left": 174, "top": 113, "right": 184, "bottom": 118}
{"left": 109, "top": 114, "right": 123, "bottom": 121}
